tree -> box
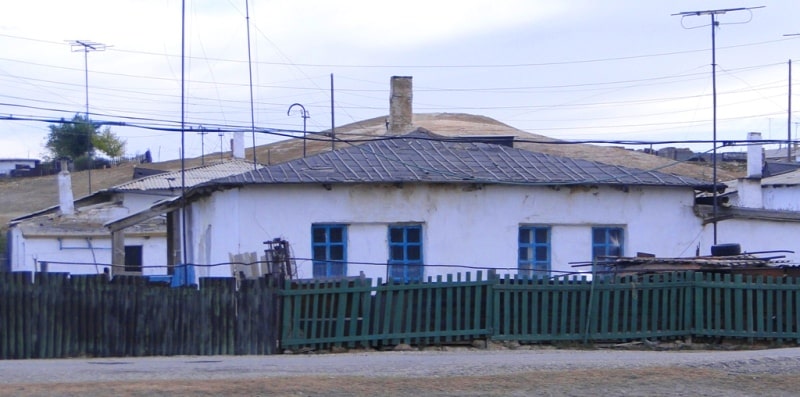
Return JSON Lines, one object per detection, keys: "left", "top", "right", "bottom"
{"left": 46, "top": 114, "right": 125, "bottom": 163}
{"left": 46, "top": 114, "right": 94, "bottom": 160}
{"left": 93, "top": 127, "right": 126, "bottom": 159}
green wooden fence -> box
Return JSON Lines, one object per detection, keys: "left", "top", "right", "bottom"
{"left": 281, "top": 271, "right": 800, "bottom": 351}
{"left": 0, "top": 272, "right": 281, "bottom": 359}
{"left": 282, "top": 272, "right": 493, "bottom": 349}
{"left": 3, "top": 270, "right": 800, "bottom": 358}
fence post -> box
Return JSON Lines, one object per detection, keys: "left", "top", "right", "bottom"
{"left": 485, "top": 271, "right": 495, "bottom": 345}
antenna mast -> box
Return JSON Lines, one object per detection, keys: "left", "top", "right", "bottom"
{"left": 672, "top": 6, "right": 764, "bottom": 246}
{"left": 68, "top": 39, "right": 108, "bottom": 194}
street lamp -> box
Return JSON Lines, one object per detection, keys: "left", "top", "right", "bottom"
{"left": 287, "top": 103, "right": 310, "bottom": 157}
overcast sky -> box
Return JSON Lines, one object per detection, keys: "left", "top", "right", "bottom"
{"left": 1, "top": 1, "right": 798, "bottom": 162}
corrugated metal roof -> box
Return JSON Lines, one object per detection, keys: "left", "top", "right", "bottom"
{"left": 113, "top": 159, "right": 263, "bottom": 191}
{"left": 211, "top": 129, "right": 709, "bottom": 188}
{"left": 762, "top": 169, "right": 800, "bottom": 186}
{"left": 16, "top": 201, "right": 165, "bottom": 236}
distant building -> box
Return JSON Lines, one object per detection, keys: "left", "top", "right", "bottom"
{"left": 0, "top": 158, "right": 40, "bottom": 177}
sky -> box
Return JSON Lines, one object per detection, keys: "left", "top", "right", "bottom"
{"left": 0, "top": 0, "right": 798, "bottom": 162}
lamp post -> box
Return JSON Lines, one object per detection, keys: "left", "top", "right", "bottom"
{"left": 287, "top": 103, "right": 310, "bottom": 157}
{"left": 68, "top": 39, "right": 107, "bottom": 194}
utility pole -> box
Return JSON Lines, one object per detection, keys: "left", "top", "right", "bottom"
{"left": 219, "top": 131, "right": 225, "bottom": 160}
{"left": 784, "top": 32, "right": 799, "bottom": 161}
{"left": 330, "top": 73, "right": 335, "bottom": 151}
{"left": 245, "top": 0, "right": 257, "bottom": 170}
{"left": 198, "top": 126, "right": 207, "bottom": 165}
{"left": 672, "top": 6, "right": 763, "bottom": 246}
{"left": 288, "top": 103, "right": 310, "bottom": 157}
{"left": 68, "top": 39, "right": 107, "bottom": 194}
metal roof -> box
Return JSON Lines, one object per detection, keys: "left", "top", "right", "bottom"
{"left": 761, "top": 169, "right": 800, "bottom": 186}
{"left": 113, "top": 159, "right": 263, "bottom": 192}
{"left": 211, "top": 129, "right": 710, "bottom": 188}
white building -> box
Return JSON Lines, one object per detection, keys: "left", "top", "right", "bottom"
{"left": 7, "top": 159, "right": 261, "bottom": 276}
{"left": 696, "top": 132, "right": 800, "bottom": 263}
{"left": 112, "top": 126, "right": 715, "bottom": 283}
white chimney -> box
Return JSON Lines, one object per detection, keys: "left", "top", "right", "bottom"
{"left": 57, "top": 159, "right": 74, "bottom": 215}
{"left": 388, "top": 76, "right": 413, "bottom": 135}
{"left": 746, "top": 131, "right": 762, "bottom": 178}
{"left": 233, "top": 131, "right": 245, "bottom": 159}
{"left": 738, "top": 132, "right": 763, "bottom": 209}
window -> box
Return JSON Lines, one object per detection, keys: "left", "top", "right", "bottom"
{"left": 123, "top": 245, "right": 143, "bottom": 274}
{"left": 592, "top": 227, "right": 624, "bottom": 259}
{"left": 518, "top": 226, "right": 550, "bottom": 278}
{"left": 388, "top": 224, "right": 423, "bottom": 283}
{"left": 592, "top": 227, "right": 624, "bottom": 274}
{"left": 312, "top": 224, "right": 347, "bottom": 278}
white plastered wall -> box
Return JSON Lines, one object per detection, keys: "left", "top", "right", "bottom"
{"left": 186, "top": 183, "right": 702, "bottom": 281}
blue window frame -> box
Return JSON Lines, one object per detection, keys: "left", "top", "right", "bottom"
{"left": 311, "top": 224, "right": 347, "bottom": 278}
{"left": 518, "top": 226, "right": 550, "bottom": 278}
{"left": 388, "top": 224, "right": 423, "bottom": 283}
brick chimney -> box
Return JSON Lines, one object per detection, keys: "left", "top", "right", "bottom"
{"left": 57, "top": 159, "right": 74, "bottom": 215}
{"left": 388, "top": 76, "right": 413, "bottom": 135}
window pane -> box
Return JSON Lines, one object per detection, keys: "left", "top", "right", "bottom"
{"left": 390, "top": 228, "right": 404, "bottom": 243}
{"left": 407, "top": 227, "right": 421, "bottom": 243}
{"left": 312, "top": 227, "right": 326, "bottom": 243}
{"left": 407, "top": 264, "right": 423, "bottom": 280}
{"left": 519, "top": 247, "right": 531, "bottom": 261}
{"left": 330, "top": 227, "right": 343, "bottom": 243}
{"left": 330, "top": 262, "right": 345, "bottom": 276}
{"left": 519, "top": 229, "right": 530, "bottom": 244}
{"left": 313, "top": 246, "right": 326, "bottom": 260}
{"left": 407, "top": 245, "right": 421, "bottom": 261}
{"left": 535, "top": 246, "right": 548, "bottom": 261}
{"left": 534, "top": 228, "right": 548, "bottom": 243}
{"left": 592, "top": 228, "right": 605, "bottom": 244}
{"left": 391, "top": 246, "right": 404, "bottom": 260}
{"left": 390, "top": 265, "right": 405, "bottom": 279}
{"left": 313, "top": 262, "right": 326, "bottom": 276}
{"left": 330, "top": 245, "right": 344, "bottom": 260}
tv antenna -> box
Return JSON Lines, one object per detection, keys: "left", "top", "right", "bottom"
{"left": 671, "top": 6, "right": 764, "bottom": 245}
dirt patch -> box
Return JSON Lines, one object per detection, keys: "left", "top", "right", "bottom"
{"left": 1, "top": 366, "right": 796, "bottom": 397}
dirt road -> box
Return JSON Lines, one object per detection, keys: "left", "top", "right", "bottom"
{"left": 2, "top": 346, "right": 800, "bottom": 396}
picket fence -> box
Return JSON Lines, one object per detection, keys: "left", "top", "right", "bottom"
{"left": 281, "top": 271, "right": 800, "bottom": 351}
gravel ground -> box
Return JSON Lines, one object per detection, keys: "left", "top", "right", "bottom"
{"left": 2, "top": 346, "right": 800, "bottom": 396}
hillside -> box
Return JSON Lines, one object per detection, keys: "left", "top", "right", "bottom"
{"left": 0, "top": 113, "right": 738, "bottom": 228}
